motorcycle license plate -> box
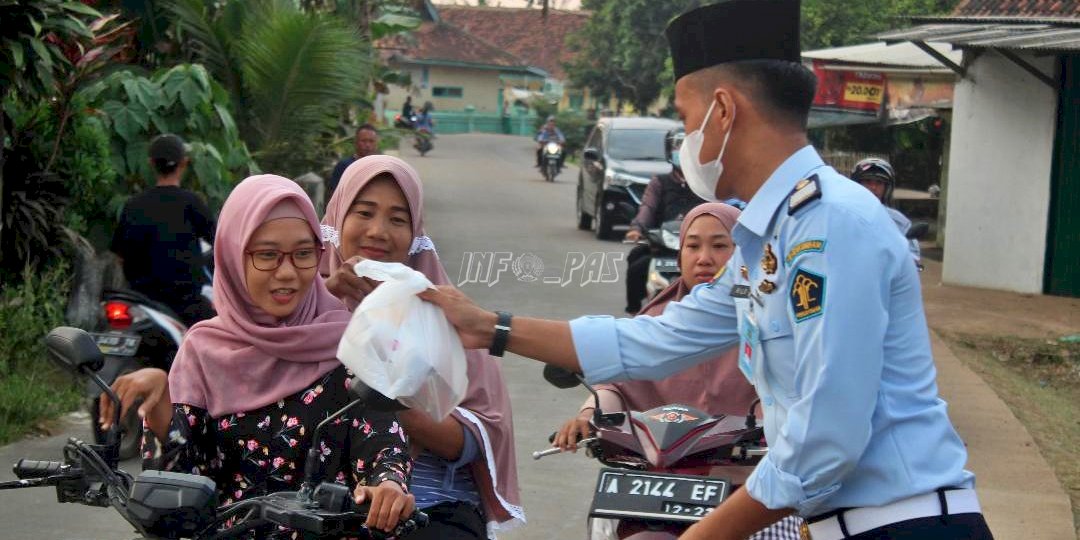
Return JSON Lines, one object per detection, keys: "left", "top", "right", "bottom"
{"left": 589, "top": 468, "right": 729, "bottom": 523}
{"left": 91, "top": 333, "right": 141, "bottom": 357}
{"left": 654, "top": 258, "right": 679, "bottom": 271}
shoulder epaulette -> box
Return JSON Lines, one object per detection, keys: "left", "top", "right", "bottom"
{"left": 787, "top": 174, "right": 822, "bottom": 215}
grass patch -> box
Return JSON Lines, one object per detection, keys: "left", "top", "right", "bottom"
{"left": 0, "top": 263, "right": 82, "bottom": 445}
{"left": 940, "top": 331, "right": 1080, "bottom": 537}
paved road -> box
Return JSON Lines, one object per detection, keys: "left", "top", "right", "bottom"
{"left": 0, "top": 133, "right": 624, "bottom": 538}
{"left": 410, "top": 133, "right": 623, "bottom": 539}
{"left": 2, "top": 134, "right": 1075, "bottom": 539}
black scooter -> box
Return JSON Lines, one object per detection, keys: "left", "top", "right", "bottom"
{"left": 85, "top": 243, "right": 214, "bottom": 459}
{"left": 2, "top": 327, "right": 427, "bottom": 540}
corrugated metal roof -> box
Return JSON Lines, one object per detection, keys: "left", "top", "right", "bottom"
{"left": 803, "top": 42, "right": 962, "bottom": 71}
{"left": 879, "top": 17, "right": 1080, "bottom": 52}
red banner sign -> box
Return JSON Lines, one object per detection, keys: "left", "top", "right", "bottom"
{"left": 811, "top": 60, "right": 886, "bottom": 115}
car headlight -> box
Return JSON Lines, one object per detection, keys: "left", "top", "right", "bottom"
{"left": 605, "top": 169, "right": 651, "bottom": 188}
{"left": 661, "top": 229, "right": 680, "bottom": 250}
{"left": 545, "top": 142, "right": 561, "bottom": 154}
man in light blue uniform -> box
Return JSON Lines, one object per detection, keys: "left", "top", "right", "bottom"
{"left": 423, "top": 1, "right": 993, "bottom": 538}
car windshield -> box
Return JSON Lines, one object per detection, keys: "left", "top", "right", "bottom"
{"left": 607, "top": 129, "right": 668, "bottom": 161}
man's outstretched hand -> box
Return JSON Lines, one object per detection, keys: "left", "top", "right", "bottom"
{"left": 420, "top": 285, "right": 583, "bottom": 373}
{"left": 418, "top": 285, "right": 497, "bottom": 350}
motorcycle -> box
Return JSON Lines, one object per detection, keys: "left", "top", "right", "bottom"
{"left": 86, "top": 241, "right": 214, "bottom": 460}
{"left": 643, "top": 220, "right": 682, "bottom": 300}
{"left": 2, "top": 327, "right": 428, "bottom": 540}
{"left": 393, "top": 113, "right": 433, "bottom": 157}
{"left": 542, "top": 141, "right": 564, "bottom": 182}
{"left": 535, "top": 365, "right": 766, "bottom": 539}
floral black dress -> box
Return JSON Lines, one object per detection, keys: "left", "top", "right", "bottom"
{"left": 142, "top": 366, "right": 412, "bottom": 539}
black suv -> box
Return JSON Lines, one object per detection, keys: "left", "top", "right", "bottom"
{"left": 576, "top": 117, "right": 682, "bottom": 239}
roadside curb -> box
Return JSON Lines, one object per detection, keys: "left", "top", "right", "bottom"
{"left": 931, "top": 330, "right": 1076, "bottom": 539}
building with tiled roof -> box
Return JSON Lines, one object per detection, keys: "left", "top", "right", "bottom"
{"left": 438, "top": 5, "right": 589, "bottom": 80}
{"left": 377, "top": 0, "right": 598, "bottom": 129}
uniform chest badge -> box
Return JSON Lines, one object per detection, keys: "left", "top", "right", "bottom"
{"left": 758, "top": 279, "right": 776, "bottom": 294}
{"left": 740, "top": 265, "right": 749, "bottom": 280}
{"left": 790, "top": 267, "right": 826, "bottom": 322}
{"left": 761, "top": 243, "right": 778, "bottom": 275}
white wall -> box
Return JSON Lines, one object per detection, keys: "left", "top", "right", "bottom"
{"left": 943, "top": 51, "right": 1059, "bottom": 293}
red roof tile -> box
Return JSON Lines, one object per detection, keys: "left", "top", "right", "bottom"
{"left": 379, "top": 21, "right": 530, "bottom": 70}
{"left": 438, "top": 6, "right": 589, "bottom": 79}
{"left": 952, "top": 0, "right": 1080, "bottom": 17}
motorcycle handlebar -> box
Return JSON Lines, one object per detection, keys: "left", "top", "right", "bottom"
{"left": 13, "top": 459, "right": 65, "bottom": 479}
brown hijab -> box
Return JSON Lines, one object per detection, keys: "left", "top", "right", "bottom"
{"left": 321, "top": 156, "right": 524, "bottom": 536}
{"left": 589, "top": 203, "right": 757, "bottom": 416}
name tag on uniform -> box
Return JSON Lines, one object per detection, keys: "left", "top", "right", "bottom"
{"left": 730, "top": 284, "right": 751, "bottom": 298}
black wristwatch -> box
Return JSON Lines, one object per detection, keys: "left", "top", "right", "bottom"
{"left": 489, "top": 311, "right": 513, "bottom": 357}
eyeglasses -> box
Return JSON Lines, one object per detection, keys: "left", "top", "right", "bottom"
{"left": 245, "top": 247, "right": 325, "bottom": 271}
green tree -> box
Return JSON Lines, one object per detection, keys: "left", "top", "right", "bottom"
{"left": 566, "top": 0, "right": 959, "bottom": 115}
{"left": 165, "top": 0, "right": 372, "bottom": 175}
{"left": 801, "top": 0, "right": 958, "bottom": 50}
{"left": 79, "top": 64, "right": 254, "bottom": 212}
{"left": 566, "top": 0, "right": 701, "bottom": 114}
{"left": 0, "top": 0, "right": 103, "bottom": 268}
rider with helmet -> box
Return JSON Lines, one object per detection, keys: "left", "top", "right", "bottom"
{"left": 535, "top": 116, "right": 566, "bottom": 168}
{"left": 851, "top": 157, "right": 922, "bottom": 264}
{"left": 623, "top": 126, "right": 706, "bottom": 314}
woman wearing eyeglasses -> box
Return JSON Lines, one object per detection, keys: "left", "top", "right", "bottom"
{"left": 99, "top": 175, "right": 414, "bottom": 538}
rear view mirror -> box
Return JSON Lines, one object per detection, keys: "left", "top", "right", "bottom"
{"left": 907, "top": 221, "right": 930, "bottom": 240}
{"left": 543, "top": 364, "right": 583, "bottom": 389}
{"left": 582, "top": 148, "right": 600, "bottom": 162}
{"left": 45, "top": 327, "right": 104, "bottom": 374}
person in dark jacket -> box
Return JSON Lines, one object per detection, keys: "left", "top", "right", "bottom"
{"left": 624, "top": 127, "right": 705, "bottom": 313}
{"left": 111, "top": 134, "right": 215, "bottom": 326}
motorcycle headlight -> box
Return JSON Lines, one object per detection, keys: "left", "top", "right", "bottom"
{"left": 545, "top": 142, "right": 561, "bottom": 154}
{"left": 661, "top": 229, "right": 680, "bottom": 250}
{"left": 605, "top": 169, "right": 651, "bottom": 188}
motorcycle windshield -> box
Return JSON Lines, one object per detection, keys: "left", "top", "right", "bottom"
{"left": 631, "top": 405, "right": 716, "bottom": 454}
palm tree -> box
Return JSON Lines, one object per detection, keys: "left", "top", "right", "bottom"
{"left": 165, "top": 0, "right": 372, "bottom": 175}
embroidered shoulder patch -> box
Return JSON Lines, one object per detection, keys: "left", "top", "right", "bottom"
{"left": 787, "top": 174, "right": 822, "bottom": 215}
{"left": 790, "top": 268, "right": 825, "bottom": 322}
{"left": 785, "top": 239, "right": 826, "bottom": 266}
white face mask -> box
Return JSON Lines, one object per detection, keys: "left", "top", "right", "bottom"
{"left": 679, "top": 98, "right": 734, "bottom": 202}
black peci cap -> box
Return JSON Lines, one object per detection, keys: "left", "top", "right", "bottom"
{"left": 666, "top": 0, "right": 802, "bottom": 82}
{"left": 149, "top": 133, "right": 188, "bottom": 166}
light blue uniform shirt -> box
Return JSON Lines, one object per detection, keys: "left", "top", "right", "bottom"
{"left": 570, "top": 146, "right": 974, "bottom": 517}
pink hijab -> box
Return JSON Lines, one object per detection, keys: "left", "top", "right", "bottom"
{"left": 169, "top": 175, "right": 351, "bottom": 418}
{"left": 322, "top": 156, "right": 524, "bottom": 536}
{"left": 591, "top": 203, "right": 758, "bottom": 416}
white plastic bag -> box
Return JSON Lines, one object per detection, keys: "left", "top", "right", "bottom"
{"left": 336, "top": 260, "right": 468, "bottom": 420}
